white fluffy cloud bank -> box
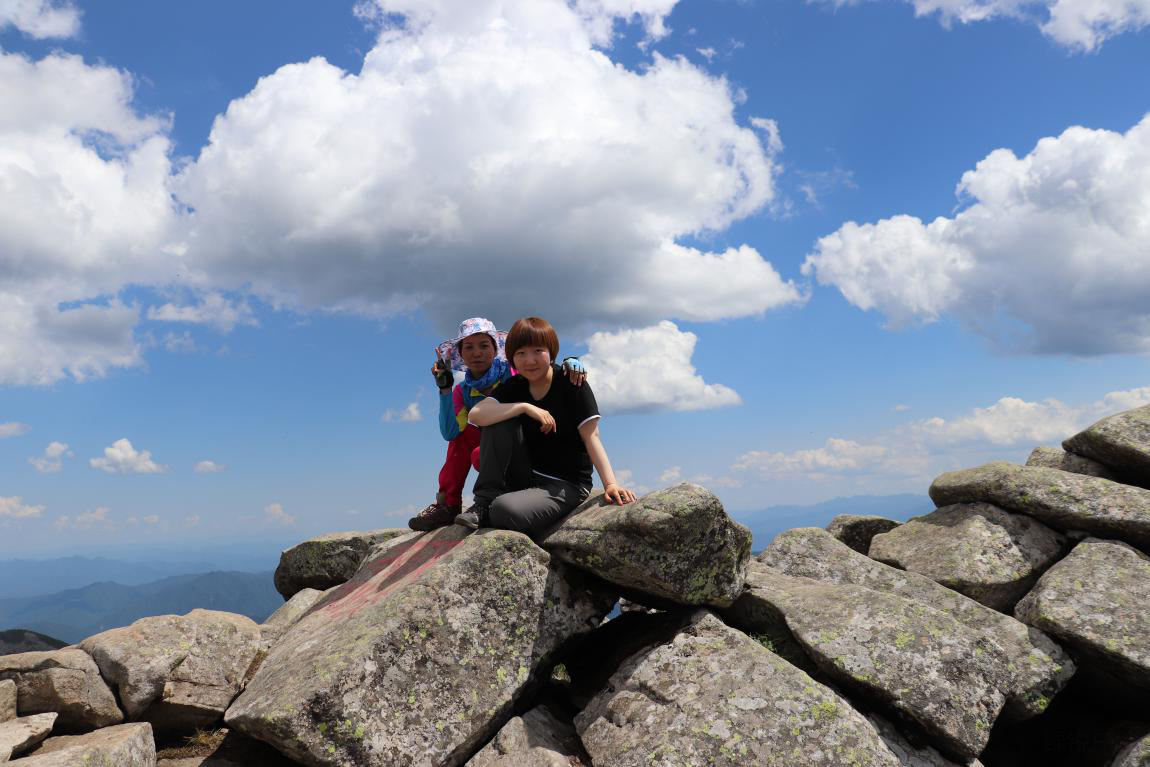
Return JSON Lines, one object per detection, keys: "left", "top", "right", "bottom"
{"left": 804, "top": 114, "right": 1150, "bottom": 355}
{"left": 0, "top": 0, "right": 80, "bottom": 38}
{"left": 825, "top": 0, "right": 1150, "bottom": 50}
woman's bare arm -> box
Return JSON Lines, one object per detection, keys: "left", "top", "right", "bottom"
{"left": 579, "top": 418, "right": 636, "bottom": 505}
{"left": 469, "top": 398, "right": 556, "bottom": 432}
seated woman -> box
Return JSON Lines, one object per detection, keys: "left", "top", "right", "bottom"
{"left": 458, "top": 316, "right": 636, "bottom": 534}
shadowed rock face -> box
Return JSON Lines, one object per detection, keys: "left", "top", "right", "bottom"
{"left": 539, "top": 483, "right": 751, "bottom": 608}
{"left": 576, "top": 610, "right": 902, "bottom": 767}
{"left": 16, "top": 722, "right": 155, "bottom": 766}
{"left": 273, "top": 529, "right": 410, "bottom": 600}
{"left": 0, "top": 678, "right": 14, "bottom": 723}
{"left": 760, "top": 527, "right": 1074, "bottom": 720}
{"left": 1027, "top": 447, "right": 1118, "bottom": 480}
{"left": 930, "top": 462, "right": 1150, "bottom": 549}
{"left": 1063, "top": 405, "right": 1150, "bottom": 487}
{"left": 731, "top": 564, "right": 1006, "bottom": 760}
{"left": 869, "top": 503, "right": 1066, "bottom": 611}
{"left": 866, "top": 713, "right": 985, "bottom": 767}
{"left": 1015, "top": 538, "right": 1150, "bottom": 690}
{"left": 226, "top": 526, "right": 615, "bottom": 767}
{"left": 466, "top": 706, "right": 583, "bottom": 767}
{"left": 1112, "top": 732, "right": 1150, "bottom": 767}
{"left": 825, "top": 514, "right": 901, "bottom": 554}
{"left": 0, "top": 648, "right": 122, "bottom": 733}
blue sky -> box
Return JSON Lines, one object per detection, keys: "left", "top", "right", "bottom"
{"left": 1, "top": 0, "right": 1148, "bottom": 554}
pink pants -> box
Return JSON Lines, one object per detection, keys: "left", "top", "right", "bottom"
{"left": 438, "top": 424, "right": 482, "bottom": 507}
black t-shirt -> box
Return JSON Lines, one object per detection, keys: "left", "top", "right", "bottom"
{"left": 491, "top": 365, "right": 600, "bottom": 488}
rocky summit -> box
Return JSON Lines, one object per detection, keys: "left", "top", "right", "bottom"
{"left": 3, "top": 410, "right": 1150, "bottom": 765}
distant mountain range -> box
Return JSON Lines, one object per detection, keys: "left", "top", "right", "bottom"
{"left": 731, "top": 493, "right": 933, "bottom": 553}
{"left": 0, "top": 628, "right": 67, "bottom": 654}
{"left": 0, "top": 571, "right": 282, "bottom": 644}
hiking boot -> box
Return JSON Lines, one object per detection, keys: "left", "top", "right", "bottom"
{"left": 408, "top": 501, "right": 460, "bottom": 531}
{"left": 455, "top": 503, "right": 489, "bottom": 530}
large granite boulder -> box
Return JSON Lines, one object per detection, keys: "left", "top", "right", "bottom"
{"left": 80, "top": 610, "right": 262, "bottom": 733}
{"left": 868, "top": 503, "right": 1066, "bottom": 610}
{"left": 226, "top": 525, "right": 615, "bottom": 767}
{"left": 929, "top": 462, "right": 1150, "bottom": 548}
{"left": 466, "top": 706, "right": 583, "bottom": 767}
{"left": 0, "top": 712, "right": 56, "bottom": 761}
{"left": 273, "top": 528, "right": 409, "bottom": 599}
{"left": 539, "top": 483, "right": 751, "bottom": 607}
{"left": 825, "top": 514, "right": 900, "bottom": 554}
{"left": 728, "top": 563, "right": 1005, "bottom": 760}
{"left": 1063, "top": 405, "right": 1150, "bottom": 486}
{"left": 1027, "top": 446, "right": 1118, "bottom": 480}
{"left": 760, "top": 527, "right": 1073, "bottom": 719}
{"left": 1, "top": 679, "right": 14, "bottom": 723}
{"left": 1015, "top": 538, "right": 1150, "bottom": 690}
{"left": 575, "top": 610, "right": 901, "bottom": 767}
{"left": 1113, "top": 733, "right": 1150, "bottom": 767}
{"left": 14, "top": 722, "right": 155, "bottom": 766}
{"left": 260, "top": 587, "right": 329, "bottom": 646}
{"left": 0, "top": 648, "right": 122, "bottom": 732}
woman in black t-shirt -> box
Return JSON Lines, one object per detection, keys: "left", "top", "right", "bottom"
{"left": 459, "top": 316, "right": 637, "bottom": 534}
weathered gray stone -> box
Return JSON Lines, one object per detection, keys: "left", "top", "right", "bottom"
{"left": 260, "top": 587, "right": 329, "bottom": 646}
{"left": 273, "top": 528, "right": 408, "bottom": 599}
{"left": 1027, "top": 446, "right": 1118, "bottom": 480}
{"left": 826, "top": 514, "right": 901, "bottom": 554}
{"left": 0, "top": 679, "right": 15, "bottom": 723}
{"left": 15, "top": 722, "right": 155, "bottom": 766}
{"left": 467, "top": 706, "right": 582, "bottom": 767}
{"left": 869, "top": 503, "right": 1066, "bottom": 610}
{"left": 866, "top": 714, "right": 985, "bottom": 767}
{"left": 730, "top": 563, "right": 1004, "bottom": 760}
{"left": 539, "top": 483, "right": 751, "bottom": 607}
{"left": 80, "top": 610, "right": 261, "bottom": 733}
{"left": 154, "top": 728, "right": 298, "bottom": 766}
{"left": 576, "top": 610, "right": 901, "bottom": 767}
{"left": 0, "top": 712, "right": 56, "bottom": 761}
{"left": 760, "top": 527, "right": 1074, "bottom": 719}
{"left": 226, "top": 525, "right": 614, "bottom": 767}
{"left": 1015, "top": 537, "right": 1150, "bottom": 689}
{"left": 1113, "top": 733, "right": 1150, "bottom": 767}
{"left": 930, "top": 461, "right": 1150, "bottom": 549}
{"left": 0, "top": 649, "right": 122, "bottom": 733}
{"left": 1063, "top": 404, "right": 1150, "bottom": 486}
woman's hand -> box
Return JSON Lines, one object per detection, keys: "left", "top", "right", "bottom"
{"left": 432, "top": 349, "right": 453, "bottom": 392}
{"left": 562, "top": 357, "right": 587, "bottom": 387}
{"left": 525, "top": 404, "right": 556, "bottom": 434}
{"left": 604, "top": 483, "right": 636, "bottom": 505}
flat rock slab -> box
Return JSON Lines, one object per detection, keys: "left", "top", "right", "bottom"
{"left": 226, "top": 526, "right": 614, "bottom": 767}
{"left": 80, "top": 610, "right": 262, "bottom": 734}
{"left": 1015, "top": 538, "right": 1150, "bottom": 689}
{"left": 260, "top": 587, "right": 328, "bottom": 646}
{"left": 0, "top": 648, "right": 122, "bottom": 733}
{"left": 731, "top": 563, "right": 1005, "bottom": 760}
{"left": 0, "top": 713, "right": 56, "bottom": 761}
{"left": 867, "top": 714, "right": 985, "bottom": 767}
{"left": 0, "top": 679, "right": 15, "bottom": 723}
{"left": 760, "top": 527, "right": 1073, "bottom": 719}
{"left": 15, "top": 722, "right": 155, "bottom": 766}
{"left": 1113, "top": 733, "right": 1150, "bottom": 767}
{"left": 576, "top": 610, "right": 901, "bottom": 767}
{"left": 539, "top": 483, "right": 751, "bottom": 607}
{"left": 467, "top": 706, "right": 583, "bottom": 767}
{"left": 825, "top": 514, "right": 900, "bottom": 554}
{"left": 930, "top": 461, "right": 1150, "bottom": 549}
{"left": 1063, "top": 404, "right": 1150, "bottom": 487}
{"left": 1027, "top": 447, "right": 1118, "bottom": 480}
{"left": 273, "top": 529, "right": 408, "bottom": 599}
{"left": 869, "top": 503, "right": 1066, "bottom": 611}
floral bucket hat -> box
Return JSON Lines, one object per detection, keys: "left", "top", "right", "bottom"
{"left": 437, "top": 317, "right": 508, "bottom": 372}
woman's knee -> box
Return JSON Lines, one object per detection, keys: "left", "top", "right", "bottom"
{"left": 488, "top": 496, "right": 532, "bottom": 532}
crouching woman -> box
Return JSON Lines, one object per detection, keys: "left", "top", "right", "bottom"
{"left": 457, "top": 316, "right": 635, "bottom": 534}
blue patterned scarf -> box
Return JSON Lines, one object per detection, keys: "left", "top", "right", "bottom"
{"left": 464, "top": 356, "right": 509, "bottom": 395}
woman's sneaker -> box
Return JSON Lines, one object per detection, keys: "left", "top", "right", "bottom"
{"left": 408, "top": 501, "right": 460, "bottom": 531}
{"left": 454, "top": 503, "right": 489, "bottom": 529}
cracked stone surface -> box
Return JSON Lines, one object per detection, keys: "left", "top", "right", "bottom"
{"left": 0, "top": 648, "right": 122, "bottom": 733}
{"left": 867, "top": 714, "right": 985, "bottom": 767}
{"left": 868, "top": 503, "right": 1066, "bottom": 611}
{"left": 930, "top": 461, "right": 1150, "bottom": 549}
{"left": 1027, "top": 447, "right": 1118, "bottom": 480}
{"left": 0, "top": 712, "right": 56, "bottom": 761}
{"left": 15, "top": 722, "right": 155, "bottom": 766}
{"left": 466, "top": 706, "right": 583, "bottom": 767}
{"left": 576, "top": 610, "right": 902, "bottom": 767}
{"left": 226, "top": 526, "right": 615, "bottom": 767}
{"left": 273, "top": 529, "right": 409, "bottom": 599}
{"left": 0, "top": 679, "right": 15, "bottom": 723}
{"left": 1015, "top": 537, "right": 1150, "bottom": 690}
{"left": 1063, "top": 404, "right": 1150, "bottom": 488}
{"left": 825, "top": 514, "right": 901, "bottom": 554}
{"left": 759, "top": 527, "right": 1073, "bottom": 720}
{"left": 539, "top": 483, "right": 751, "bottom": 608}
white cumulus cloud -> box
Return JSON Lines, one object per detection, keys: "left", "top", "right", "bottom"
{"left": 89, "top": 438, "right": 167, "bottom": 474}
{"left": 0, "top": 495, "right": 43, "bottom": 518}
{"left": 382, "top": 402, "right": 423, "bottom": 423}
{"left": 194, "top": 460, "right": 226, "bottom": 473}
{"left": 0, "top": 422, "right": 29, "bottom": 438}
{"left": 582, "top": 321, "right": 741, "bottom": 413}
{"left": 147, "top": 292, "right": 258, "bottom": 333}
{"left": 804, "top": 114, "right": 1150, "bottom": 355}
{"left": 0, "top": 0, "right": 80, "bottom": 38}
{"left": 29, "top": 440, "right": 72, "bottom": 473}
{"left": 264, "top": 502, "right": 296, "bottom": 526}
{"left": 55, "top": 506, "right": 111, "bottom": 529}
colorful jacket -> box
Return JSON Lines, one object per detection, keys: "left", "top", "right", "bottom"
{"left": 438, "top": 369, "right": 513, "bottom": 441}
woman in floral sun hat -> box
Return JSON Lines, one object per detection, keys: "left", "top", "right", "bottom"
{"left": 407, "top": 317, "right": 585, "bottom": 530}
